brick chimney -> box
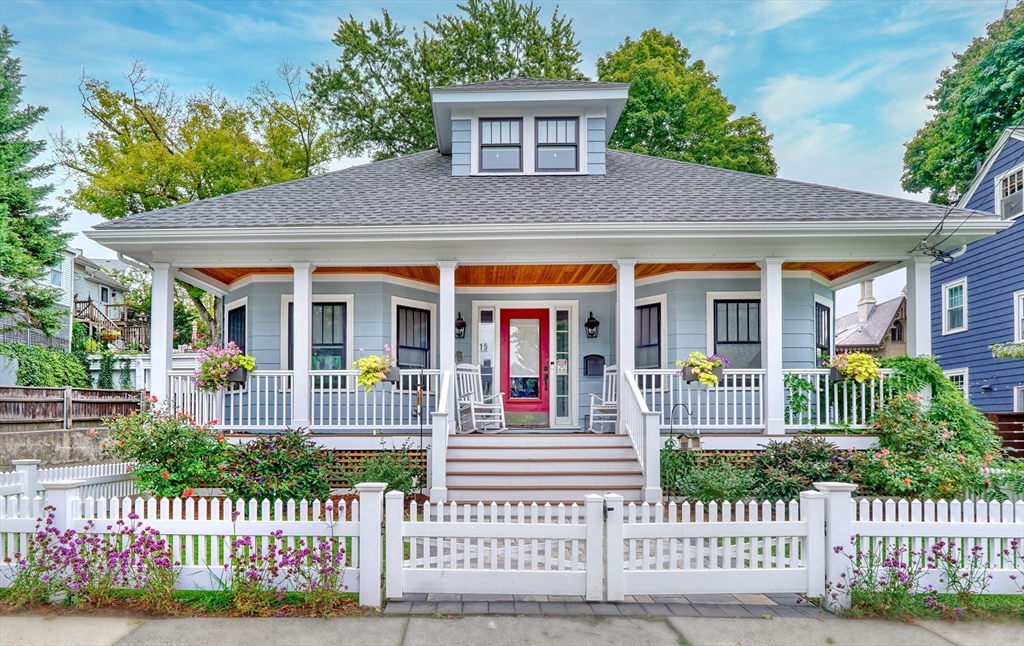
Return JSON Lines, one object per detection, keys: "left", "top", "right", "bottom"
{"left": 857, "top": 280, "right": 876, "bottom": 323}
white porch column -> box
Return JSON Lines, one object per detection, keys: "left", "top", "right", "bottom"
{"left": 291, "top": 262, "right": 313, "bottom": 428}
{"left": 615, "top": 260, "right": 637, "bottom": 428}
{"left": 438, "top": 262, "right": 458, "bottom": 430}
{"left": 759, "top": 258, "right": 785, "bottom": 435}
{"left": 149, "top": 262, "right": 173, "bottom": 402}
{"left": 905, "top": 256, "right": 932, "bottom": 357}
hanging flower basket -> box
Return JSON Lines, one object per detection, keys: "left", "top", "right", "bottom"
{"left": 352, "top": 345, "right": 399, "bottom": 392}
{"left": 681, "top": 366, "right": 725, "bottom": 384}
{"left": 193, "top": 342, "right": 257, "bottom": 392}
{"left": 226, "top": 367, "right": 249, "bottom": 384}
{"left": 827, "top": 351, "right": 880, "bottom": 384}
{"left": 99, "top": 329, "right": 121, "bottom": 341}
{"left": 678, "top": 352, "right": 730, "bottom": 387}
{"left": 829, "top": 367, "right": 844, "bottom": 383}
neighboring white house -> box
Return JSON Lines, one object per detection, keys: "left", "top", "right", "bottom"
{"left": 85, "top": 78, "right": 1011, "bottom": 504}
{"left": 0, "top": 248, "right": 76, "bottom": 350}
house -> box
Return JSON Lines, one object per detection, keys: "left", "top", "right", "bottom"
{"left": 85, "top": 78, "right": 1010, "bottom": 503}
{"left": 72, "top": 253, "right": 151, "bottom": 350}
{"left": 835, "top": 280, "right": 906, "bottom": 359}
{"left": 931, "top": 127, "right": 1024, "bottom": 412}
{"left": 0, "top": 248, "right": 76, "bottom": 350}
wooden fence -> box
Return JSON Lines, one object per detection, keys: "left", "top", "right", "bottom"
{"left": 987, "top": 412, "right": 1024, "bottom": 455}
{"left": 0, "top": 386, "right": 141, "bottom": 431}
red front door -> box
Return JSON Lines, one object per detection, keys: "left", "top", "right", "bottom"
{"left": 500, "top": 309, "right": 550, "bottom": 425}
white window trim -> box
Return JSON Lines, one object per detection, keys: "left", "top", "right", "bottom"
{"left": 994, "top": 162, "right": 1024, "bottom": 219}
{"left": 224, "top": 297, "right": 248, "bottom": 349}
{"left": 391, "top": 295, "right": 438, "bottom": 369}
{"left": 468, "top": 110, "right": 589, "bottom": 176}
{"left": 100, "top": 286, "right": 110, "bottom": 304}
{"left": 1015, "top": 385, "right": 1024, "bottom": 413}
{"left": 635, "top": 294, "right": 668, "bottom": 369}
{"left": 943, "top": 367, "right": 969, "bottom": 400}
{"left": 1015, "top": 289, "right": 1024, "bottom": 344}
{"left": 49, "top": 268, "right": 63, "bottom": 287}
{"left": 706, "top": 291, "right": 761, "bottom": 357}
{"left": 813, "top": 293, "right": 835, "bottom": 357}
{"left": 279, "top": 294, "right": 355, "bottom": 373}
{"left": 941, "top": 277, "right": 968, "bottom": 335}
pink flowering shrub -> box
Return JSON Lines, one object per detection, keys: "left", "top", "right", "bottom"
{"left": 193, "top": 342, "right": 256, "bottom": 392}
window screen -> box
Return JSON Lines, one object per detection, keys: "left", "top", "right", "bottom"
{"left": 635, "top": 303, "right": 661, "bottom": 369}
{"left": 396, "top": 305, "right": 430, "bottom": 369}
{"left": 714, "top": 300, "right": 761, "bottom": 369}
{"left": 227, "top": 305, "right": 246, "bottom": 352}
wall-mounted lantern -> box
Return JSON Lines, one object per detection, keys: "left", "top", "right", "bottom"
{"left": 584, "top": 312, "right": 600, "bottom": 339}
{"left": 454, "top": 312, "right": 467, "bottom": 339}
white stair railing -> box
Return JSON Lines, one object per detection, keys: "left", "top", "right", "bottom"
{"left": 429, "top": 371, "right": 452, "bottom": 502}
{"left": 621, "top": 370, "right": 662, "bottom": 503}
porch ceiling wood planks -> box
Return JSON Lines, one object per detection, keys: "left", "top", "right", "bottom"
{"left": 195, "top": 261, "right": 877, "bottom": 286}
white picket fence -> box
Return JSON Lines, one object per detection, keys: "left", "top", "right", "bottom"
{"left": 0, "top": 460, "right": 135, "bottom": 500}
{"left": 0, "top": 482, "right": 386, "bottom": 606}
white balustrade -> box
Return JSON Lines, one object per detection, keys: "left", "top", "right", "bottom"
{"left": 221, "top": 371, "right": 293, "bottom": 430}
{"left": 634, "top": 369, "right": 765, "bottom": 431}
{"left": 621, "top": 370, "right": 661, "bottom": 501}
{"left": 168, "top": 371, "right": 217, "bottom": 425}
{"left": 782, "top": 369, "right": 892, "bottom": 429}
{"left": 310, "top": 369, "right": 441, "bottom": 430}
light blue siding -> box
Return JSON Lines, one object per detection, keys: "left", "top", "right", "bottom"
{"left": 587, "top": 118, "right": 606, "bottom": 175}
{"left": 931, "top": 139, "right": 1024, "bottom": 412}
{"left": 451, "top": 119, "right": 471, "bottom": 176}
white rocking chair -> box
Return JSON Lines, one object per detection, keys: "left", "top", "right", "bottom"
{"left": 588, "top": 364, "right": 617, "bottom": 433}
{"left": 455, "top": 363, "right": 507, "bottom": 433}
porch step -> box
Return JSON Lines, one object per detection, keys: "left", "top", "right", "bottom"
{"left": 442, "top": 433, "right": 644, "bottom": 503}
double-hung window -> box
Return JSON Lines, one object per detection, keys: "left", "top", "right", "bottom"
{"left": 942, "top": 278, "right": 967, "bottom": 334}
{"left": 998, "top": 166, "right": 1023, "bottom": 219}
{"left": 479, "top": 118, "right": 522, "bottom": 172}
{"left": 714, "top": 300, "right": 761, "bottom": 369}
{"left": 49, "top": 267, "right": 63, "bottom": 287}
{"left": 227, "top": 304, "right": 246, "bottom": 352}
{"left": 1015, "top": 290, "right": 1024, "bottom": 343}
{"left": 814, "top": 302, "right": 831, "bottom": 356}
{"left": 396, "top": 305, "right": 431, "bottom": 369}
{"left": 944, "top": 368, "right": 968, "bottom": 400}
{"left": 288, "top": 302, "right": 347, "bottom": 371}
{"left": 100, "top": 286, "right": 110, "bottom": 303}
{"left": 535, "top": 118, "right": 578, "bottom": 172}
{"left": 635, "top": 303, "right": 661, "bottom": 369}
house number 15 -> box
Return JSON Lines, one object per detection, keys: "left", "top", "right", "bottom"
{"left": 479, "top": 343, "right": 489, "bottom": 352}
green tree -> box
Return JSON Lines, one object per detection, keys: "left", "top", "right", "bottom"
{"left": 55, "top": 61, "right": 330, "bottom": 339}
{"left": 0, "top": 26, "right": 71, "bottom": 335}
{"left": 309, "top": 0, "right": 586, "bottom": 160}
{"left": 596, "top": 29, "right": 777, "bottom": 176}
{"left": 901, "top": 4, "right": 1024, "bottom": 204}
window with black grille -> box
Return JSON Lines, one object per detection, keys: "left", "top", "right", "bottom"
{"left": 396, "top": 305, "right": 431, "bottom": 369}
{"left": 227, "top": 305, "right": 246, "bottom": 352}
{"left": 815, "top": 302, "right": 831, "bottom": 355}
{"left": 714, "top": 300, "right": 761, "bottom": 369}
{"left": 288, "top": 302, "right": 346, "bottom": 371}
{"left": 635, "top": 303, "right": 661, "bottom": 369}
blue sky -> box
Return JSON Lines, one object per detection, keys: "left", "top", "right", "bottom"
{"left": 2, "top": 0, "right": 1008, "bottom": 313}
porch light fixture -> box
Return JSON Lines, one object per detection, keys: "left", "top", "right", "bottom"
{"left": 585, "top": 312, "right": 600, "bottom": 339}
{"left": 454, "top": 312, "right": 467, "bottom": 339}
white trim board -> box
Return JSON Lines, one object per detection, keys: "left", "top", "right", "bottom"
{"left": 1014, "top": 289, "right": 1024, "bottom": 344}
{"left": 224, "top": 296, "right": 249, "bottom": 349}
{"left": 941, "top": 277, "right": 968, "bottom": 335}
{"left": 635, "top": 293, "right": 668, "bottom": 370}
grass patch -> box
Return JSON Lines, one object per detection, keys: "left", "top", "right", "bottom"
{"left": 844, "top": 593, "right": 1024, "bottom": 621}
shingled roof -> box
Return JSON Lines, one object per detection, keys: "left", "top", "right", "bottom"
{"left": 95, "top": 149, "right": 972, "bottom": 231}
{"left": 836, "top": 295, "right": 905, "bottom": 350}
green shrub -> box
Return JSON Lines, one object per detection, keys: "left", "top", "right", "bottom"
{"left": 752, "top": 437, "right": 856, "bottom": 501}
{"left": 97, "top": 350, "right": 115, "bottom": 390}
{"left": 346, "top": 440, "right": 424, "bottom": 495}
{"left": 660, "top": 439, "right": 697, "bottom": 498}
{"left": 104, "top": 397, "right": 230, "bottom": 498}
{"left": 118, "top": 356, "right": 133, "bottom": 390}
{"left": 223, "top": 429, "right": 336, "bottom": 502}
{"left": 0, "top": 343, "right": 92, "bottom": 388}
{"left": 675, "top": 453, "right": 755, "bottom": 503}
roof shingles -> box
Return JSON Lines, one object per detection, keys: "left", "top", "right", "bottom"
{"left": 95, "top": 150, "right": 969, "bottom": 231}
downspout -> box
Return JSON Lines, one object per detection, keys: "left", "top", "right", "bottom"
{"left": 117, "top": 252, "right": 151, "bottom": 272}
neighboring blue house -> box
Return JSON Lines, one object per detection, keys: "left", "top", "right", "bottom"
{"left": 932, "top": 127, "right": 1024, "bottom": 412}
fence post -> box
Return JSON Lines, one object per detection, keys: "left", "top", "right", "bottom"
{"left": 584, "top": 494, "right": 605, "bottom": 601}
{"left": 41, "top": 479, "right": 85, "bottom": 532}
{"left": 814, "top": 482, "right": 858, "bottom": 610}
{"left": 355, "top": 482, "right": 386, "bottom": 608}
{"left": 11, "top": 459, "right": 41, "bottom": 497}
{"left": 63, "top": 386, "right": 72, "bottom": 430}
{"left": 604, "top": 493, "right": 624, "bottom": 602}
{"left": 799, "top": 490, "right": 826, "bottom": 599}
{"left": 385, "top": 491, "right": 405, "bottom": 600}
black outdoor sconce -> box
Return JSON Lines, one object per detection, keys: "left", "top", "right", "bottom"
{"left": 454, "top": 312, "right": 467, "bottom": 339}
{"left": 584, "top": 312, "right": 600, "bottom": 339}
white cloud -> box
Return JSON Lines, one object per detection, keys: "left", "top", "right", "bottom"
{"left": 748, "top": 0, "right": 829, "bottom": 34}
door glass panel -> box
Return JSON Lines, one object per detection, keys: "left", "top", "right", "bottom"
{"left": 509, "top": 318, "right": 540, "bottom": 399}
{"left": 478, "top": 309, "right": 494, "bottom": 396}
{"left": 555, "top": 310, "right": 570, "bottom": 422}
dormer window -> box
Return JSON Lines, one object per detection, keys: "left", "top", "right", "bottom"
{"left": 479, "top": 118, "right": 522, "bottom": 172}
{"left": 536, "top": 118, "right": 578, "bottom": 172}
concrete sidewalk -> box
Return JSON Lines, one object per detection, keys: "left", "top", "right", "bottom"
{"left": 1, "top": 613, "right": 1022, "bottom": 646}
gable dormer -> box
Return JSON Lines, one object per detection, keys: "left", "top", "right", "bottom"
{"left": 429, "top": 78, "right": 629, "bottom": 176}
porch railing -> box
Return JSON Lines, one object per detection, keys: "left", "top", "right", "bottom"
{"left": 621, "top": 370, "right": 661, "bottom": 500}
{"left": 310, "top": 370, "right": 440, "bottom": 430}
{"left": 634, "top": 369, "right": 766, "bottom": 432}
{"left": 633, "top": 367, "right": 893, "bottom": 433}
{"left": 222, "top": 371, "right": 293, "bottom": 430}
{"left": 782, "top": 368, "right": 892, "bottom": 430}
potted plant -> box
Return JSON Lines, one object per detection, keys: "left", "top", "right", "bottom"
{"left": 352, "top": 345, "right": 400, "bottom": 392}
{"left": 193, "top": 342, "right": 257, "bottom": 392}
{"left": 827, "top": 351, "right": 880, "bottom": 383}
{"left": 677, "top": 351, "right": 730, "bottom": 387}
{"left": 99, "top": 328, "right": 121, "bottom": 341}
